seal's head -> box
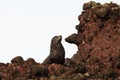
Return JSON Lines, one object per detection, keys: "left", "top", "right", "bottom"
{"left": 51, "top": 35, "right": 62, "bottom": 44}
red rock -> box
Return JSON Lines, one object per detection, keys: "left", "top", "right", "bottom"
{"left": 48, "top": 63, "right": 68, "bottom": 76}
{"left": 66, "top": 1, "right": 120, "bottom": 79}
{"left": 11, "top": 56, "right": 24, "bottom": 66}
{"left": 30, "top": 64, "right": 48, "bottom": 77}
{"left": 0, "top": 1, "right": 120, "bottom": 80}
{"left": 17, "top": 66, "right": 26, "bottom": 74}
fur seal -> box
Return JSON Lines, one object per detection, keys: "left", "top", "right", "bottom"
{"left": 42, "top": 35, "right": 65, "bottom": 65}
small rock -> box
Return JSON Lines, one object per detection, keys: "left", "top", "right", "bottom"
{"left": 30, "top": 65, "right": 48, "bottom": 77}
{"left": 64, "top": 58, "right": 75, "bottom": 67}
{"left": 26, "top": 58, "right": 37, "bottom": 66}
{"left": 84, "top": 72, "right": 90, "bottom": 77}
{"left": 83, "top": 1, "right": 101, "bottom": 10}
{"left": 16, "top": 66, "right": 25, "bottom": 74}
{"left": 11, "top": 56, "right": 24, "bottom": 65}
{"left": 94, "top": 7, "right": 109, "bottom": 17}
{"left": 0, "top": 63, "right": 6, "bottom": 67}
{"left": 48, "top": 63, "right": 68, "bottom": 76}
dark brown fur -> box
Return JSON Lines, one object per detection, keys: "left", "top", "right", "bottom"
{"left": 42, "top": 35, "right": 65, "bottom": 65}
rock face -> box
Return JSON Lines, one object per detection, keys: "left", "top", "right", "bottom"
{"left": 0, "top": 1, "right": 120, "bottom": 80}
{"left": 66, "top": 1, "right": 120, "bottom": 79}
{"left": 69, "top": 1, "right": 120, "bottom": 63}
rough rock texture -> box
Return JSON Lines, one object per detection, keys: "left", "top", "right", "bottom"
{"left": 66, "top": 1, "right": 120, "bottom": 79}
{"left": 71, "top": 1, "right": 120, "bottom": 62}
{"left": 0, "top": 1, "right": 120, "bottom": 80}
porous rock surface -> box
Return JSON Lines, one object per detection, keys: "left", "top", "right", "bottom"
{"left": 0, "top": 1, "right": 120, "bottom": 80}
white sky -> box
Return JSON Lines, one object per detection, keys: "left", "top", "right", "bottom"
{"left": 0, "top": 0, "right": 120, "bottom": 63}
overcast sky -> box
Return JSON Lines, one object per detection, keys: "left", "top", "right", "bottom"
{"left": 0, "top": 0, "right": 120, "bottom": 63}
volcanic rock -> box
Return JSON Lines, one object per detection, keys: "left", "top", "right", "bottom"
{"left": 65, "top": 33, "right": 85, "bottom": 45}
{"left": 11, "top": 56, "right": 24, "bottom": 66}
{"left": 70, "top": 1, "right": 120, "bottom": 63}
{"left": 0, "top": 1, "right": 120, "bottom": 80}
{"left": 30, "top": 65, "right": 49, "bottom": 77}
{"left": 48, "top": 63, "right": 68, "bottom": 77}
{"left": 66, "top": 1, "right": 120, "bottom": 79}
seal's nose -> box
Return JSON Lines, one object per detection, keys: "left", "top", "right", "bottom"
{"left": 58, "top": 35, "right": 62, "bottom": 41}
{"left": 59, "top": 35, "right": 62, "bottom": 39}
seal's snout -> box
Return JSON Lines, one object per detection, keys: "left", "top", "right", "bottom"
{"left": 57, "top": 35, "right": 62, "bottom": 41}
{"left": 58, "top": 35, "right": 62, "bottom": 39}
